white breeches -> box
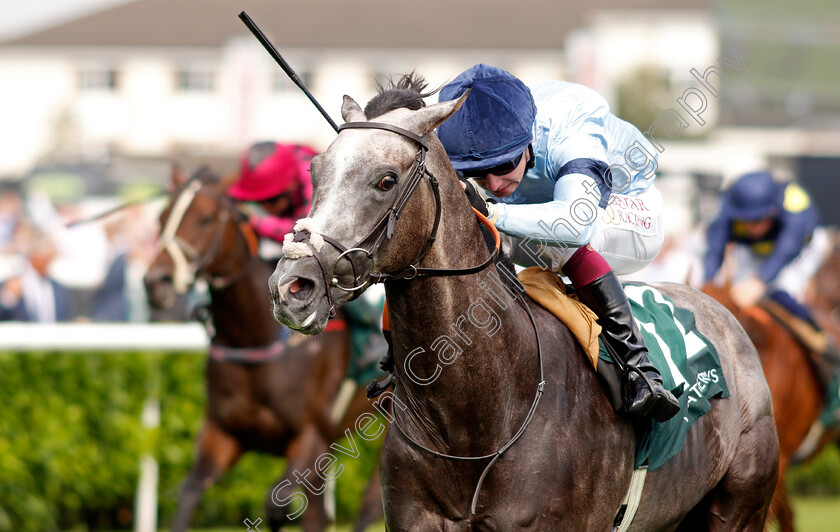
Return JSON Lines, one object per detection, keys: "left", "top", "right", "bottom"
{"left": 508, "top": 185, "right": 665, "bottom": 276}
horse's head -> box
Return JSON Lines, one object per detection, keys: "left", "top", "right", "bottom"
{"left": 270, "top": 75, "right": 470, "bottom": 334}
{"left": 144, "top": 166, "right": 257, "bottom": 309}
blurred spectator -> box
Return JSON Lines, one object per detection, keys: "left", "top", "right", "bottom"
{"left": 89, "top": 206, "right": 154, "bottom": 322}
{"left": 89, "top": 218, "right": 129, "bottom": 321}
{"left": 0, "top": 183, "right": 25, "bottom": 251}
{"left": 0, "top": 226, "right": 73, "bottom": 322}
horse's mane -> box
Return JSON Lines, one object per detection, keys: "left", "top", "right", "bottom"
{"left": 192, "top": 166, "right": 220, "bottom": 183}
{"left": 364, "top": 72, "right": 440, "bottom": 119}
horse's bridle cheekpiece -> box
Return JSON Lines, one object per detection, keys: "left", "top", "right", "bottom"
{"left": 288, "top": 121, "right": 499, "bottom": 316}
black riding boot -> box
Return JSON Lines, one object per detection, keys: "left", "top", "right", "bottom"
{"left": 576, "top": 271, "right": 681, "bottom": 422}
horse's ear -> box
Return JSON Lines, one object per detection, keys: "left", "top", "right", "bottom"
{"left": 170, "top": 163, "right": 188, "bottom": 189}
{"left": 341, "top": 95, "right": 366, "bottom": 122}
{"left": 405, "top": 89, "right": 470, "bottom": 137}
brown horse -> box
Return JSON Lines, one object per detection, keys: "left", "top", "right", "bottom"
{"left": 702, "top": 281, "right": 821, "bottom": 532}
{"left": 268, "top": 75, "right": 779, "bottom": 530}
{"left": 808, "top": 228, "right": 840, "bottom": 348}
{"left": 143, "top": 167, "right": 383, "bottom": 532}
{"left": 801, "top": 228, "right": 840, "bottom": 459}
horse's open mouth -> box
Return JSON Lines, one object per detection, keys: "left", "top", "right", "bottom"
{"left": 288, "top": 278, "right": 314, "bottom": 301}
{"left": 270, "top": 263, "right": 333, "bottom": 334}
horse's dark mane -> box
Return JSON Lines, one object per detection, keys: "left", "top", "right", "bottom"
{"left": 364, "top": 72, "right": 441, "bottom": 119}
{"left": 192, "top": 165, "right": 220, "bottom": 184}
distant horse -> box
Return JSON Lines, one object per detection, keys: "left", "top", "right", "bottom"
{"left": 143, "top": 167, "right": 383, "bottom": 532}
{"left": 702, "top": 281, "right": 820, "bottom": 532}
{"left": 268, "top": 75, "right": 779, "bottom": 530}
{"left": 802, "top": 227, "right": 840, "bottom": 458}
{"left": 809, "top": 228, "right": 840, "bottom": 345}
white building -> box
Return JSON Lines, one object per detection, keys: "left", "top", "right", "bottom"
{"left": 0, "top": 0, "right": 714, "bottom": 178}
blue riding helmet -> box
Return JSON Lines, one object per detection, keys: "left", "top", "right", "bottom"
{"left": 437, "top": 64, "right": 536, "bottom": 171}
{"left": 727, "top": 171, "right": 781, "bottom": 221}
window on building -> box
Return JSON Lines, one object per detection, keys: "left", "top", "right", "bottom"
{"left": 80, "top": 68, "right": 119, "bottom": 91}
{"left": 274, "top": 70, "right": 312, "bottom": 93}
{"left": 177, "top": 69, "right": 215, "bottom": 92}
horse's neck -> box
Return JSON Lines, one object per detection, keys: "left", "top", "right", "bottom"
{"left": 209, "top": 257, "right": 281, "bottom": 347}
{"left": 387, "top": 250, "right": 539, "bottom": 453}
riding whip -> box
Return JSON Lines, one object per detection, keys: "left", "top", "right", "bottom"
{"left": 65, "top": 191, "right": 167, "bottom": 228}
{"left": 238, "top": 11, "right": 340, "bottom": 133}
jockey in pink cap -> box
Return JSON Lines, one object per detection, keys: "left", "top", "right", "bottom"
{"left": 228, "top": 141, "right": 317, "bottom": 243}
{"left": 229, "top": 140, "right": 387, "bottom": 385}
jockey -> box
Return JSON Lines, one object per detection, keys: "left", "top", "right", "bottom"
{"left": 228, "top": 141, "right": 386, "bottom": 380}
{"left": 228, "top": 141, "right": 316, "bottom": 248}
{"left": 703, "top": 171, "right": 840, "bottom": 404}
{"left": 436, "top": 63, "right": 680, "bottom": 422}
{"left": 704, "top": 170, "right": 829, "bottom": 326}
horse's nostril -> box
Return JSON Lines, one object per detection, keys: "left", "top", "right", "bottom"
{"left": 288, "top": 278, "right": 315, "bottom": 301}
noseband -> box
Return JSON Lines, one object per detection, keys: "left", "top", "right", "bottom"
{"left": 290, "top": 121, "right": 499, "bottom": 316}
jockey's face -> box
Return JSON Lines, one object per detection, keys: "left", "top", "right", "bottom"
{"left": 259, "top": 181, "right": 300, "bottom": 217}
{"left": 741, "top": 217, "right": 774, "bottom": 239}
{"left": 472, "top": 146, "right": 530, "bottom": 198}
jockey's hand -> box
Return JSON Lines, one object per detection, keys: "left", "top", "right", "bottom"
{"left": 731, "top": 277, "right": 766, "bottom": 308}
{"left": 460, "top": 178, "right": 490, "bottom": 218}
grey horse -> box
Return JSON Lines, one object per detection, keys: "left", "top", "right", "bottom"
{"left": 268, "top": 75, "right": 779, "bottom": 531}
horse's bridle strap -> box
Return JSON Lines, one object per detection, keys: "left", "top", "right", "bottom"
{"left": 293, "top": 119, "right": 499, "bottom": 319}
{"left": 338, "top": 121, "right": 429, "bottom": 150}
{"left": 160, "top": 177, "right": 255, "bottom": 293}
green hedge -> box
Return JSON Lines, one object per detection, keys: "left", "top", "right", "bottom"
{"left": 788, "top": 443, "right": 840, "bottom": 496}
{"left": 2, "top": 350, "right": 838, "bottom": 531}
{"left": 0, "top": 352, "right": 381, "bottom": 531}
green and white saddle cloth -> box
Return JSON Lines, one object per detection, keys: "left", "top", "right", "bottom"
{"left": 598, "top": 283, "right": 730, "bottom": 471}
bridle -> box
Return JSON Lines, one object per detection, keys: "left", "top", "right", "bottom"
{"left": 289, "top": 121, "right": 499, "bottom": 316}
{"left": 289, "top": 121, "right": 545, "bottom": 521}
{"left": 157, "top": 177, "right": 258, "bottom": 294}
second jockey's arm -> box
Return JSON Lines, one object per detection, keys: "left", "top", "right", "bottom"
{"left": 490, "top": 173, "right": 600, "bottom": 247}
{"left": 758, "top": 211, "right": 818, "bottom": 284}
{"left": 703, "top": 213, "right": 731, "bottom": 282}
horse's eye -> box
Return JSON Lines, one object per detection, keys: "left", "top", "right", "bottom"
{"left": 200, "top": 216, "right": 214, "bottom": 225}
{"left": 378, "top": 175, "right": 397, "bottom": 191}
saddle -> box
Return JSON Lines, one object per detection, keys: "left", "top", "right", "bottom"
{"left": 758, "top": 297, "right": 829, "bottom": 356}
{"left": 758, "top": 297, "right": 840, "bottom": 404}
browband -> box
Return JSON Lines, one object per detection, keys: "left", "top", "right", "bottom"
{"left": 338, "top": 122, "right": 429, "bottom": 150}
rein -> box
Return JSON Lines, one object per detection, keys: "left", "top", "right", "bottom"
{"left": 157, "top": 177, "right": 257, "bottom": 294}
{"left": 292, "top": 120, "right": 542, "bottom": 521}
{"left": 393, "top": 282, "right": 546, "bottom": 520}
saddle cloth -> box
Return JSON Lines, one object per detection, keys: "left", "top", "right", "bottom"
{"left": 518, "top": 268, "right": 730, "bottom": 471}
{"left": 609, "top": 284, "right": 729, "bottom": 470}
